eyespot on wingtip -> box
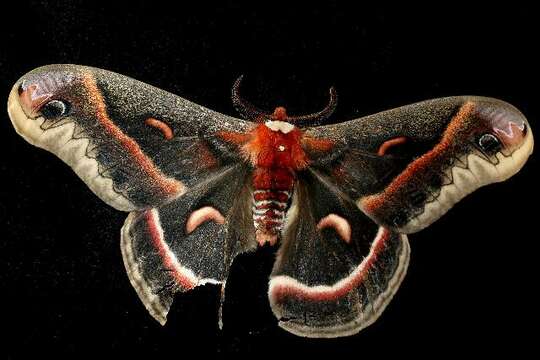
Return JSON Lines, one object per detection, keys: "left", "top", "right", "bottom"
{"left": 473, "top": 98, "right": 532, "bottom": 154}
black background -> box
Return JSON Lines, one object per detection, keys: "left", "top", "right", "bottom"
{"left": 1, "top": 1, "right": 538, "bottom": 357}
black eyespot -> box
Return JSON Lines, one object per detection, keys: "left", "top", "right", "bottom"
{"left": 41, "top": 100, "right": 69, "bottom": 118}
{"left": 477, "top": 133, "right": 501, "bottom": 155}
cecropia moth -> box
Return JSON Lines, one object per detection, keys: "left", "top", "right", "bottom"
{"left": 7, "top": 65, "right": 534, "bottom": 338}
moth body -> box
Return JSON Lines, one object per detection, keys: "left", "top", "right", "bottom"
{"left": 241, "top": 108, "right": 307, "bottom": 246}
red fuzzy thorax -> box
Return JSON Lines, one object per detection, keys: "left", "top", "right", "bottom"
{"left": 242, "top": 123, "right": 308, "bottom": 173}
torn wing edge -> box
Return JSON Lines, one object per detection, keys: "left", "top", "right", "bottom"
{"left": 268, "top": 228, "right": 410, "bottom": 338}
{"left": 120, "top": 210, "right": 223, "bottom": 325}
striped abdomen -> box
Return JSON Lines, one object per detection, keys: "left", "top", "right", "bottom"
{"left": 252, "top": 189, "right": 292, "bottom": 236}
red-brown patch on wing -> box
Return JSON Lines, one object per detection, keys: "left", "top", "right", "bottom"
{"left": 270, "top": 228, "right": 391, "bottom": 302}
{"left": 217, "top": 130, "right": 252, "bottom": 145}
{"left": 145, "top": 117, "right": 174, "bottom": 140}
{"left": 331, "top": 163, "right": 347, "bottom": 181}
{"left": 377, "top": 136, "right": 407, "bottom": 156}
{"left": 303, "top": 136, "right": 335, "bottom": 153}
{"left": 361, "top": 102, "right": 475, "bottom": 213}
{"left": 195, "top": 141, "right": 219, "bottom": 169}
{"left": 81, "top": 74, "right": 184, "bottom": 197}
{"left": 146, "top": 210, "right": 196, "bottom": 290}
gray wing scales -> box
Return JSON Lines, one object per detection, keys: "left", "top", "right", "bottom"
{"left": 269, "top": 169, "right": 410, "bottom": 337}
{"left": 120, "top": 165, "right": 257, "bottom": 325}
{"left": 8, "top": 64, "right": 252, "bottom": 211}
{"left": 304, "top": 96, "right": 532, "bottom": 233}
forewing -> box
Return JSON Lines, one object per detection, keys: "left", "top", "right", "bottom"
{"left": 304, "top": 96, "right": 533, "bottom": 233}
{"left": 121, "top": 164, "right": 257, "bottom": 324}
{"left": 269, "top": 168, "right": 410, "bottom": 338}
{"left": 8, "top": 64, "right": 252, "bottom": 211}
